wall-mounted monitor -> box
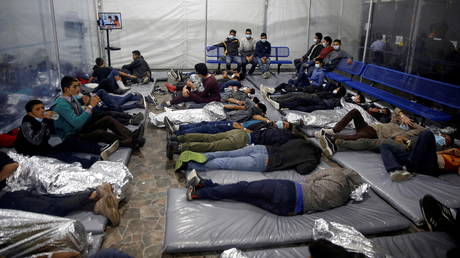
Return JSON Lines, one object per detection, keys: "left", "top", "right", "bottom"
{"left": 97, "top": 12, "right": 122, "bottom": 30}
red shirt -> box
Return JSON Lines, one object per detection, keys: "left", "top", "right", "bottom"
{"left": 317, "top": 46, "right": 334, "bottom": 60}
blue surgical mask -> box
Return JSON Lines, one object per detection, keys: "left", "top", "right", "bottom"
{"left": 276, "top": 121, "right": 284, "bottom": 129}
{"left": 435, "top": 135, "right": 446, "bottom": 147}
{"left": 245, "top": 34, "right": 252, "bottom": 39}
{"left": 35, "top": 117, "right": 43, "bottom": 123}
{"left": 261, "top": 39, "right": 267, "bottom": 43}
{"left": 333, "top": 45, "right": 340, "bottom": 50}
{"left": 399, "top": 124, "right": 410, "bottom": 131}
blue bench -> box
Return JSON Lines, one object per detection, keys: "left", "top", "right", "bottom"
{"left": 325, "top": 58, "right": 366, "bottom": 83}
{"left": 344, "top": 64, "right": 458, "bottom": 122}
{"left": 206, "top": 46, "right": 293, "bottom": 73}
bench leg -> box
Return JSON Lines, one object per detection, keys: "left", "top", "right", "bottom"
{"left": 218, "top": 63, "right": 221, "bottom": 72}
{"left": 277, "top": 64, "right": 281, "bottom": 74}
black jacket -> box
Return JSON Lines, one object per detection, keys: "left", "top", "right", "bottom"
{"left": 266, "top": 139, "right": 322, "bottom": 174}
{"left": 216, "top": 38, "right": 240, "bottom": 56}
{"left": 15, "top": 115, "right": 54, "bottom": 156}
{"left": 250, "top": 128, "right": 296, "bottom": 146}
{"left": 302, "top": 44, "right": 324, "bottom": 61}
{"left": 122, "top": 56, "right": 151, "bottom": 77}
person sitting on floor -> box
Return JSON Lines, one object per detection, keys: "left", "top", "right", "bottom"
{"left": 207, "top": 29, "right": 242, "bottom": 72}
{"left": 184, "top": 166, "right": 360, "bottom": 215}
{"left": 52, "top": 76, "right": 145, "bottom": 150}
{"left": 160, "top": 63, "right": 221, "bottom": 108}
{"left": 121, "top": 50, "right": 152, "bottom": 84}
{"left": 255, "top": 32, "right": 272, "bottom": 79}
{"left": 294, "top": 32, "right": 324, "bottom": 74}
{"left": 318, "top": 108, "right": 425, "bottom": 157}
{"left": 176, "top": 138, "right": 322, "bottom": 174}
{"left": 266, "top": 85, "right": 347, "bottom": 111}
{"left": 14, "top": 100, "right": 119, "bottom": 168}
{"left": 0, "top": 151, "right": 120, "bottom": 226}
{"left": 166, "top": 125, "right": 303, "bottom": 160}
{"left": 379, "top": 129, "right": 454, "bottom": 181}
{"left": 89, "top": 57, "right": 132, "bottom": 93}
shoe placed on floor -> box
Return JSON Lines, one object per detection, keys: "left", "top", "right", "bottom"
{"left": 320, "top": 134, "right": 336, "bottom": 157}
{"left": 267, "top": 96, "right": 280, "bottom": 110}
{"left": 129, "top": 112, "right": 144, "bottom": 125}
{"left": 94, "top": 193, "right": 120, "bottom": 226}
{"left": 185, "top": 169, "right": 204, "bottom": 188}
{"left": 169, "top": 69, "right": 178, "bottom": 80}
{"left": 389, "top": 170, "right": 413, "bottom": 182}
{"left": 150, "top": 93, "right": 159, "bottom": 105}
{"left": 165, "top": 83, "right": 177, "bottom": 92}
{"left": 166, "top": 140, "right": 179, "bottom": 160}
{"left": 186, "top": 184, "right": 198, "bottom": 201}
{"left": 157, "top": 101, "right": 170, "bottom": 110}
{"left": 420, "top": 194, "right": 456, "bottom": 232}
{"left": 164, "top": 116, "right": 176, "bottom": 135}
{"left": 136, "top": 96, "right": 146, "bottom": 109}
{"left": 132, "top": 137, "right": 146, "bottom": 150}
{"left": 100, "top": 140, "right": 119, "bottom": 160}
{"left": 175, "top": 150, "right": 208, "bottom": 171}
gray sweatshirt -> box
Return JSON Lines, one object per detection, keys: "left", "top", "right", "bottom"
{"left": 239, "top": 37, "right": 256, "bottom": 57}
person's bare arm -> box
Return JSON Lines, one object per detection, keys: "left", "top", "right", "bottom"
{"left": 0, "top": 162, "right": 19, "bottom": 181}
{"left": 224, "top": 104, "right": 246, "bottom": 110}
{"left": 88, "top": 76, "right": 95, "bottom": 82}
{"left": 226, "top": 98, "right": 244, "bottom": 105}
{"left": 252, "top": 114, "right": 270, "bottom": 122}
{"left": 119, "top": 71, "right": 136, "bottom": 78}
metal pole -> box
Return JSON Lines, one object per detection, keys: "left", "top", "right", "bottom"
{"left": 263, "top": 0, "right": 268, "bottom": 33}
{"left": 362, "top": 0, "right": 373, "bottom": 63}
{"left": 204, "top": 0, "right": 208, "bottom": 63}
{"left": 306, "top": 0, "right": 311, "bottom": 45}
{"left": 406, "top": 0, "right": 422, "bottom": 74}
{"left": 48, "top": 0, "right": 61, "bottom": 81}
{"left": 338, "top": 0, "right": 344, "bottom": 38}
{"left": 106, "top": 29, "right": 112, "bottom": 66}
{"left": 94, "top": 0, "right": 103, "bottom": 58}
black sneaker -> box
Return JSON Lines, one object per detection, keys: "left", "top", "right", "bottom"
{"left": 186, "top": 184, "right": 198, "bottom": 201}
{"left": 420, "top": 195, "right": 455, "bottom": 232}
{"left": 164, "top": 116, "right": 176, "bottom": 135}
{"left": 166, "top": 140, "right": 179, "bottom": 160}
{"left": 130, "top": 112, "right": 144, "bottom": 125}
{"left": 320, "top": 134, "right": 336, "bottom": 157}
{"left": 132, "top": 123, "right": 145, "bottom": 140}
{"left": 132, "top": 137, "right": 146, "bottom": 150}
{"left": 138, "top": 95, "right": 147, "bottom": 109}
{"left": 185, "top": 169, "right": 204, "bottom": 188}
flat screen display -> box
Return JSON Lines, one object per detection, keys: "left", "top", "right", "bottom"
{"left": 97, "top": 12, "right": 122, "bottom": 30}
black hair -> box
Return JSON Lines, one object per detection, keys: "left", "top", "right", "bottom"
{"left": 309, "top": 239, "right": 366, "bottom": 258}
{"left": 334, "top": 39, "right": 342, "bottom": 44}
{"left": 357, "top": 93, "right": 365, "bottom": 103}
{"left": 261, "top": 32, "right": 267, "bottom": 38}
{"left": 382, "top": 107, "right": 391, "bottom": 114}
{"left": 61, "top": 75, "right": 77, "bottom": 91}
{"left": 375, "top": 33, "right": 383, "bottom": 40}
{"left": 108, "top": 16, "right": 112, "bottom": 19}
{"left": 324, "top": 36, "right": 332, "bottom": 44}
{"left": 315, "top": 32, "right": 323, "bottom": 40}
{"left": 253, "top": 97, "right": 260, "bottom": 104}
{"left": 194, "top": 63, "right": 209, "bottom": 76}
{"left": 249, "top": 88, "right": 255, "bottom": 94}
{"left": 245, "top": 28, "right": 252, "bottom": 33}
{"left": 114, "top": 16, "right": 119, "bottom": 21}
{"left": 132, "top": 50, "right": 141, "bottom": 56}
{"left": 25, "top": 99, "right": 43, "bottom": 112}
{"left": 315, "top": 59, "right": 324, "bottom": 64}
{"left": 95, "top": 57, "right": 104, "bottom": 67}
{"left": 257, "top": 103, "right": 267, "bottom": 114}
{"left": 335, "top": 86, "right": 347, "bottom": 97}
{"left": 230, "top": 29, "right": 236, "bottom": 34}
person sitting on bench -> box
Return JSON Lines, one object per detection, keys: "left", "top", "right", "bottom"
{"left": 184, "top": 166, "right": 360, "bottom": 216}
{"left": 255, "top": 32, "right": 272, "bottom": 79}
{"left": 52, "top": 76, "right": 145, "bottom": 150}
{"left": 319, "top": 108, "right": 425, "bottom": 156}
{"left": 267, "top": 85, "right": 347, "bottom": 111}
{"left": 321, "top": 39, "right": 353, "bottom": 71}
{"left": 296, "top": 36, "right": 334, "bottom": 80}
{"left": 379, "top": 130, "right": 454, "bottom": 181}
{"left": 14, "top": 100, "right": 119, "bottom": 168}
{"left": 0, "top": 151, "right": 120, "bottom": 226}
{"left": 208, "top": 29, "right": 242, "bottom": 72}
{"left": 239, "top": 28, "right": 257, "bottom": 78}
{"left": 160, "top": 63, "right": 221, "bottom": 108}
{"left": 166, "top": 126, "right": 302, "bottom": 160}
{"left": 176, "top": 138, "right": 322, "bottom": 174}
{"left": 294, "top": 32, "right": 324, "bottom": 74}
{"left": 121, "top": 50, "right": 152, "bottom": 84}
{"left": 89, "top": 57, "right": 132, "bottom": 92}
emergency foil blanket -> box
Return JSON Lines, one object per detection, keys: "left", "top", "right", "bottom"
{"left": 149, "top": 102, "right": 227, "bottom": 127}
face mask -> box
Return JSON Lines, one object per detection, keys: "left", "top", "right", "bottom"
{"left": 35, "top": 117, "right": 43, "bottom": 122}
{"left": 261, "top": 39, "right": 267, "bottom": 43}
{"left": 352, "top": 96, "right": 359, "bottom": 103}
{"left": 230, "top": 74, "right": 236, "bottom": 79}
{"left": 322, "top": 43, "right": 328, "bottom": 47}
{"left": 276, "top": 121, "right": 284, "bottom": 129}
{"left": 314, "top": 64, "right": 321, "bottom": 68}
{"left": 228, "top": 35, "right": 234, "bottom": 39}
{"left": 435, "top": 135, "right": 446, "bottom": 147}
{"left": 333, "top": 88, "right": 339, "bottom": 94}
{"left": 399, "top": 124, "right": 410, "bottom": 131}
{"left": 245, "top": 34, "right": 252, "bottom": 39}
{"left": 313, "top": 39, "right": 318, "bottom": 43}
{"left": 333, "top": 45, "right": 340, "bottom": 50}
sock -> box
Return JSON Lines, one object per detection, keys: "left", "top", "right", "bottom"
{"left": 116, "top": 80, "right": 129, "bottom": 90}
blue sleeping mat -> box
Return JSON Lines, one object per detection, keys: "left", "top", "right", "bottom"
{"left": 332, "top": 150, "right": 460, "bottom": 225}
{"left": 163, "top": 165, "right": 411, "bottom": 253}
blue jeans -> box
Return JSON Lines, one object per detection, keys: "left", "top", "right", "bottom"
{"left": 256, "top": 57, "right": 271, "bottom": 73}
{"left": 188, "top": 145, "right": 268, "bottom": 172}
{"left": 379, "top": 130, "right": 438, "bottom": 176}
{"left": 195, "top": 178, "right": 297, "bottom": 216}
{"left": 96, "top": 89, "right": 141, "bottom": 112}
{"left": 219, "top": 80, "right": 242, "bottom": 92}
{"left": 288, "top": 72, "right": 310, "bottom": 89}
{"left": 225, "top": 55, "right": 242, "bottom": 72}
{"left": 177, "top": 121, "right": 234, "bottom": 135}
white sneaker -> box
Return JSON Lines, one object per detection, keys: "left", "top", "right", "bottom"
{"left": 390, "top": 170, "right": 414, "bottom": 182}
{"left": 267, "top": 97, "right": 280, "bottom": 110}
{"left": 100, "top": 140, "right": 119, "bottom": 160}
{"left": 261, "top": 84, "right": 275, "bottom": 94}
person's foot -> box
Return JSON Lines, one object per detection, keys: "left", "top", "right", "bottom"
{"left": 142, "top": 76, "right": 150, "bottom": 84}
{"left": 100, "top": 140, "right": 119, "bottom": 160}
{"left": 94, "top": 193, "right": 120, "bottom": 226}
{"left": 186, "top": 184, "right": 199, "bottom": 201}
{"left": 132, "top": 124, "right": 145, "bottom": 140}
{"left": 96, "top": 182, "right": 113, "bottom": 198}
{"left": 267, "top": 96, "right": 280, "bottom": 110}
{"left": 314, "top": 128, "right": 335, "bottom": 139}
{"left": 166, "top": 140, "right": 179, "bottom": 160}
{"left": 129, "top": 112, "right": 144, "bottom": 125}
{"left": 420, "top": 194, "right": 456, "bottom": 232}
{"left": 320, "top": 134, "right": 336, "bottom": 157}
{"left": 390, "top": 170, "right": 414, "bottom": 182}
{"left": 185, "top": 169, "right": 204, "bottom": 188}
{"left": 164, "top": 116, "right": 176, "bottom": 135}
{"left": 157, "top": 101, "right": 170, "bottom": 110}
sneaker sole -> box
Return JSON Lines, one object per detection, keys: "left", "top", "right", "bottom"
{"left": 390, "top": 172, "right": 413, "bottom": 182}
{"left": 319, "top": 136, "right": 333, "bottom": 157}
{"left": 419, "top": 198, "right": 434, "bottom": 232}
{"left": 100, "top": 140, "right": 119, "bottom": 160}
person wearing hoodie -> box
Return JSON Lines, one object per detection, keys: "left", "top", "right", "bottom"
{"left": 255, "top": 32, "right": 272, "bottom": 79}
{"left": 184, "top": 166, "right": 362, "bottom": 216}
{"left": 121, "top": 50, "right": 152, "bottom": 84}
{"left": 208, "top": 29, "right": 242, "bottom": 72}
{"left": 239, "top": 28, "right": 257, "bottom": 78}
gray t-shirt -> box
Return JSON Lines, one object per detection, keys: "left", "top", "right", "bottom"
{"left": 226, "top": 100, "right": 262, "bottom": 123}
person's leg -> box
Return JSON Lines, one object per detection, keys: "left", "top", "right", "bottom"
{"left": 294, "top": 58, "right": 302, "bottom": 72}
{"left": 178, "top": 129, "right": 239, "bottom": 143}
{"left": 225, "top": 55, "right": 232, "bottom": 70}
{"left": 256, "top": 57, "right": 263, "bottom": 72}
{"left": 180, "top": 130, "right": 248, "bottom": 152}
{"left": 188, "top": 149, "right": 268, "bottom": 171}
{"left": 264, "top": 57, "right": 271, "bottom": 73}
{"left": 205, "top": 145, "right": 266, "bottom": 160}
{"left": 176, "top": 122, "right": 234, "bottom": 135}
{"left": 241, "top": 57, "right": 248, "bottom": 75}
{"left": 234, "top": 56, "right": 242, "bottom": 73}
{"left": 170, "top": 95, "right": 189, "bottom": 105}
{"left": 80, "top": 116, "right": 132, "bottom": 145}
{"left": 44, "top": 152, "right": 97, "bottom": 169}
{"left": 249, "top": 58, "right": 257, "bottom": 74}
{"left": 335, "top": 138, "right": 401, "bottom": 152}
{"left": 97, "top": 89, "right": 123, "bottom": 112}
{"left": 333, "top": 109, "right": 378, "bottom": 140}
{"left": 406, "top": 130, "right": 439, "bottom": 175}
{"left": 379, "top": 144, "right": 409, "bottom": 173}
{"left": 53, "top": 136, "right": 102, "bottom": 155}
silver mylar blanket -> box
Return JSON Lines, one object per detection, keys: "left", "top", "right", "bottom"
{"left": 5, "top": 152, "right": 133, "bottom": 197}
{"left": 285, "top": 98, "right": 380, "bottom": 128}
{"left": 149, "top": 102, "right": 227, "bottom": 127}
{"left": 0, "top": 209, "right": 88, "bottom": 258}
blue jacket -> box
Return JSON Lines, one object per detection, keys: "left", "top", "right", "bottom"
{"left": 309, "top": 68, "right": 326, "bottom": 87}
{"left": 51, "top": 96, "right": 91, "bottom": 139}
{"left": 255, "top": 40, "right": 271, "bottom": 58}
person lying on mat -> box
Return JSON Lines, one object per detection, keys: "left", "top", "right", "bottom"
{"left": 378, "top": 130, "right": 455, "bottom": 182}
{"left": 165, "top": 125, "right": 304, "bottom": 160}
{"left": 159, "top": 63, "right": 221, "bottom": 108}
{"left": 221, "top": 86, "right": 255, "bottom": 106}
{"left": 184, "top": 167, "right": 361, "bottom": 216}
{"left": 344, "top": 93, "right": 392, "bottom": 123}
{"left": 215, "top": 70, "right": 243, "bottom": 92}
{"left": 318, "top": 108, "right": 425, "bottom": 157}
{"left": 0, "top": 151, "right": 120, "bottom": 226}
{"left": 175, "top": 138, "right": 321, "bottom": 174}
{"left": 225, "top": 97, "right": 270, "bottom": 123}
{"left": 164, "top": 117, "right": 291, "bottom": 136}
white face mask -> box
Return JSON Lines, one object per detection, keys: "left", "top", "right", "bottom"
{"left": 333, "top": 45, "right": 340, "bottom": 50}
{"left": 261, "top": 39, "right": 267, "bottom": 43}
{"left": 313, "top": 38, "right": 318, "bottom": 43}
{"left": 245, "top": 34, "right": 252, "bottom": 39}
{"left": 333, "top": 88, "right": 339, "bottom": 94}
{"left": 314, "top": 63, "right": 321, "bottom": 68}
{"left": 228, "top": 35, "right": 235, "bottom": 39}
{"left": 322, "top": 43, "right": 328, "bottom": 47}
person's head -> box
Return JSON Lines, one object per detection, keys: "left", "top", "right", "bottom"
{"left": 61, "top": 76, "right": 80, "bottom": 96}
{"left": 242, "top": 88, "right": 255, "bottom": 95}
{"left": 245, "top": 28, "right": 252, "bottom": 39}
{"left": 25, "top": 99, "right": 45, "bottom": 119}
{"left": 313, "top": 32, "right": 323, "bottom": 44}
{"left": 260, "top": 33, "right": 267, "bottom": 42}
{"left": 314, "top": 59, "right": 323, "bottom": 68}
{"left": 332, "top": 86, "right": 346, "bottom": 97}
{"left": 228, "top": 29, "right": 237, "bottom": 39}
{"left": 108, "top": 16, "right": 112, "bottom": 21}
{"left": 333, "top": 39, "right": 342, "bottom": 50}
{"left": 323, "top": 36, "right": 332, "bottom": 47}
{"left": 256, "top": 102, "right": 267, "bottom": 114}
{"left": 114, "top": 16, "right": 119, "bottom": 21}
{"left": 194, "top": 63, "right": 209, "bottom": 77}
{"left": 429, "top": 22, "right": 448, "bottom": 39}
{"left": 352, "top": 93, "right": 365, "bottom": 104}
{"left": 436, "top": 133, "right": 453, "bottom": 148}
{"left": 132, "top": 50, "right": 141, "bottom": 60}
{"left": 309, "top": 239, "right": 366, "bottom": 258}
{"left": 95, "top": 57, "right": 105, "bottom": 67}
{"left": 275, "top": 120, "right": 291, "bottom": 129}
{"left": 253, "top": 97, "right": 260, "bottom": 104}
{"left": 375, "top": 33, "right": 383, "bottom": 40}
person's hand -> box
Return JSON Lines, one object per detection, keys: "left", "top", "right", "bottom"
{"left": 89, "top": 95, "right": 101, "bottom": 107}
{"left": 261, "top": 57, "right": 267, "bottom": 63}
{"left": 186, "top": 80, "right": 196, "bottom": 89}
{"left": 44, "top": 111, "right": 57, "bottom": 119}
{"left": 130, "top": 75, "right": 137, "bottom": 79}
{"left": 81, "top": 95, "right": 90, "bottom": 105}
{"left": 400, "top": 114, "right": 414, "bottom": 128}
{"left": 222, "top": 71, "right": 228, "bottom": 78}
{"left": 182, "top": 87, "right": 190, "bottom": 97}
{"left": 347, "top": 58, "right": 353, "bottom": 64}
{"left": 248, "top": 56, "right": 253, "bottom": 62}
{"left": 368, "top": 107, "right": 379, "bottom": 113}
{"left": 394, "top": 135, "right": 409, "bottom": 145}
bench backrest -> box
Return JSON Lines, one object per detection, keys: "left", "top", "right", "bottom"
{"left": 335, "top": 58, "right": 366, "bottom": 76}
{"left": 206, "top": 46, "right": 290, "bottom": 58}
{"left": 362, "top": 64, "right": 460, "bottom": 109}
